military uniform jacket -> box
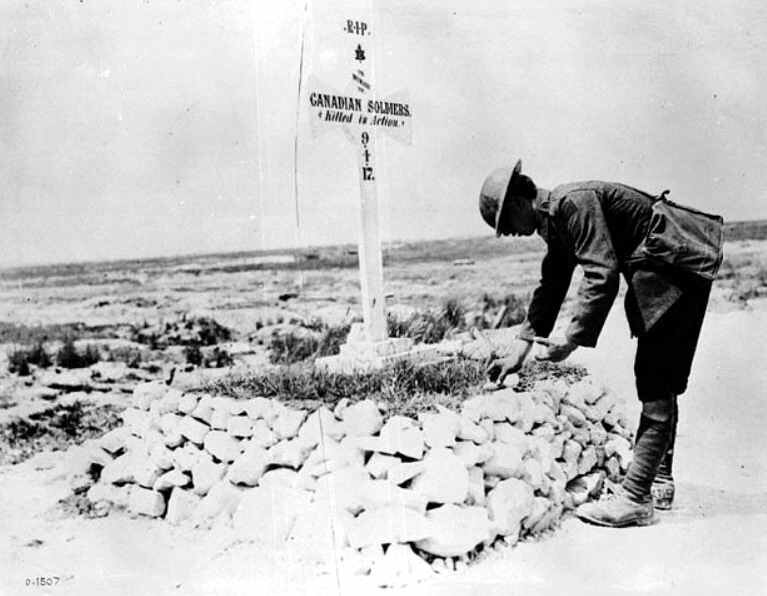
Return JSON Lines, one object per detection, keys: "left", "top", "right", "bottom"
{"left": 519, "top": 181, "right": 689, "bottom": 347}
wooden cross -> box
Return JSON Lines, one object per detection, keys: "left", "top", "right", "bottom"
{"left": 305, "top": 11, "right": 413, "bottom": 344}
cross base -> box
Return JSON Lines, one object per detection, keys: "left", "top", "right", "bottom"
{"left": 315, "top": 337, "right": 442, "bottom": 374}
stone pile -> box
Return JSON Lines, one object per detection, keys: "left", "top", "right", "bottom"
{"left": 67, "top": 376, "right": 634, "bottom": 586}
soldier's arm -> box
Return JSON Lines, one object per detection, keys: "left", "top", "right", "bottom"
{"left": 518, "top": 241, "right": 575, "bottom": 340}
{"left": 560, "top": 190, "right": 621, "bottom": 347}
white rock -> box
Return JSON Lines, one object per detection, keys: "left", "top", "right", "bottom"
{"left": 209, "top": 407, "right": 230, "bottom": 431}
{"left": 177, "top": 393, "right": 198, "bottom": 415}
{"left": 259, "top": 468, "right": 299, "bottom": 489}
{"left": 460, "top": 394, "right": 486, "bottom": 423}
{"left": 377, "top": 416, "right": 425, "bottom": 459}
{"left": 98, "top": 428, "right": 129, "bottom": 455}
{"left": 415, "top": 504, "right": 491, "bottom": 557}
{"left": 297, "top": 407, "right": 345, "bottom": 447}
{"left": 178, "top": 416, "right": 210, "bottom": 445}
{"left": 128, "top": 487, "right": 166, "bottom": 517}
{"left": 227, "top": 443, "right": 269, "bottom": 486}
{"left": 605, "top": 436, "right": 633, "bottom": 471}
{"left": 521, "top": 458, "right": 545, "bottom": 491}
{"left": 522, "top": 496, "right": 552, "bottom": 532}
{"left": 387, "top": 461, "right": 426, "bottom": 486}
{"left": 313, "top": 465, "right": 372, "bottom": 515}
{"left": 134, "top": 462, "right": 163, "bottom": 488}
{"left": 453, "top": 441, "right": 494, "bottom": 467}
{"left": 486, "top": 478, "right": 534, "bottom": 536}
{"left": 563, "top": 439, "right": 583, "bottom": 466}
{"left": 365, "top": 452, "right": 400, "bottom": 479}
{"left": 190, "top": 401, "right": 214, "bottom": 425}
{"left": 158, "top": 413, "right": 182, "bottom": 436}
{"left": 172, "top": 443, "right": 204, "bottom": 471}
{"left": 153, "top": 469, "right": 191, "bottom": 491}
{"left": 578, "top": 445, "right": 598, "bottom": 475}
{"left": 228, "top": 399, "right": 248, "bottom": 415}
{"left": 562, "top": 458, "right": 579, "bottom": 481}
{"left": 481, "top": 390, "right": 522, "bottom": 422}
{"left": 420, "top": 412, "right": 459, "bottom": 448}
{"left": 369, "top": 542, "right": 434, "bottom": 587}
{"left": 156, "top": 388, "right": 182, "bottom": 414}
{"left": 550, "top": 434, "right": 566, "bottom": 459}
{"left": 191, "top": 457, "right": 227, "bottom": 496}
{"left": 589, "top": 424, "right": 608, "bottom": 446}
{"left": 347, "top": 505, "right": 432, "bottom": 549}
{"left": 515, "top": 392, "right": 537, "bottom": 433}
{"left": 493, "top": 423, "right": 528, "bottom": 448}
{"left": 532, "top": 403, "right": 556, "bottom": 426}
{"left": 163, "top": 430, "right": 185, "bottom": 449}
{"left": 303, "top": 436, "right": 364, "bottom": 476}
{"left": 122, "top": 408, "right": 151, "bottom": 438}
{"left": 132, "top": 382, "right": 167, "bottom": 410}
{"left": 569, "top": 379, "right": 605, "bottom": 405}
{"left": 466, "top": 466, "right": 486, "bottom": 506}
{"left": 100, "top": 453, "right": 136, "bottom": 485}
{"left": 232, "top": 484, "right": 312, "bottom": 546}
{"left": 192, "top": 480, "right": 244, "bottom": 529}
{"left": 244, "top": 397, "right": 275, "bottom": 422}
{"left": 528, "top": 437, "right": 554, "bottom": 473}
{"left": 567, "top": 471, "right": 604, "bottom": 506}
{"left": 287, "top": 502, "right": 354, "bottom": 566}
{"left": 532, "top": 422, "right": 556, "bottom": 442}
{"left": 341, "top": 399, "right": 383, "bottom": 437}
{"left": 360, "top": 481, "right": 427, "bottom": 514}
{"left": 410, "top": 448, "right": 469, "bottom": 504}
{"left": 457, "top": 416, "right": 490, "bottom": 444}
{"left": 210, "top": 396, "right": 235, "bottom": 411}
{"left": 272, "top": 408, "right": 308, "bottom": 440}
{"left": 482, "top": 442, "right": 524, "bottom": 479}
{"left": 268, "top": 439, "right": 313, "bottom": 469}
{"left": 204, "top": 431, "right": 242, "bottom": 463}
{"left": 251, "top": 419, "right": 278, "bottom": 449}
{"left": 87, "top": 482, "right": 132, "bottom": 508}
{"left": 166, "top": 488, "right": 201, "bottom": 525}
{"left": 561, "top": 405, "right": 587, "bottom": 427}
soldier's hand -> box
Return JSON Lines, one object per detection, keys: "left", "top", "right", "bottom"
{"left": 486, "top": 339, "right": 532, "bottom": 385}
{"left": 535, "top": 336, "right": 578, "bottom": 363}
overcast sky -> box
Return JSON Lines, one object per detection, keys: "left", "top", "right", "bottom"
{"left": 2, "top": 0, "right": 766, "bottom": 266}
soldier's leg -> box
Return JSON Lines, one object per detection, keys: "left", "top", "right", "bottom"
{"left": 622, "top": 398, "right": 676, "bottom": 504}
{"left": 656, "top": 396, "right": 678, "bottom": 481}
{"left": 652, "top": 396, "right": 678, "bottom": 509}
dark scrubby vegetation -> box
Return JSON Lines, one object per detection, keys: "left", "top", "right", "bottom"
{"left": 0, "top": 321, "right": 127, "bottom": 344}
{"left": 0, "top": 402, "right": 123, "bottom": 465}
{"left": 55, "top": 337, "right": 101, "bottom": 369}
{"left": 8, "top": 342, "right": 52, "bottom": 375}
{"left": 186, "top": 345, "right": 234, "bottom": 368}
{"left": 131, "top": 315, "right": 232, "bottom": 349}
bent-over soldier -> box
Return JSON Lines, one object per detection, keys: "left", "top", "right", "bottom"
{"left": 479, "top": 160, "right": 720, "bottom": 527}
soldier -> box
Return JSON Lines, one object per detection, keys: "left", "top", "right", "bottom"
{"left": 479, "top": 160, "right": 719, "bottom": 527}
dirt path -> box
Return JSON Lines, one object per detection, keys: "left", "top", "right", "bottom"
{"left": 1, "top": 307, "right": 765, "bottom": 596}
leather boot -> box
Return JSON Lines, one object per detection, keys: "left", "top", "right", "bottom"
{"left": 575, "top": 487, "right": 655, "bottom": 527}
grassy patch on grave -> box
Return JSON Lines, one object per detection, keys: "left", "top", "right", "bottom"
{"left": 199, "top": 357, "right": 587, "bottom": 417}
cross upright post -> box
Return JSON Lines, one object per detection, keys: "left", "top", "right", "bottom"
{"left": 306, "top": 8, "right": 437, "bottom": 371}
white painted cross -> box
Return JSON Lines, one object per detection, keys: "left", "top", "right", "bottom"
{"left": 304, "top": 11, "right": 413, "bottom": 344}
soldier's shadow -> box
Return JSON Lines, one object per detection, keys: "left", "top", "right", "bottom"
{"left": 658, "top": 482, "right": 767, "bottom": 524}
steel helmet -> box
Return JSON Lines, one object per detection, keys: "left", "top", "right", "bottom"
{"left": 479, "top": 159, "right": 523, "bottom": 237}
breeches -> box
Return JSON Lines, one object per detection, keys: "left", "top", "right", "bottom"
{"left": 634, "top": 282, "right": 712, "bottom": 401}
